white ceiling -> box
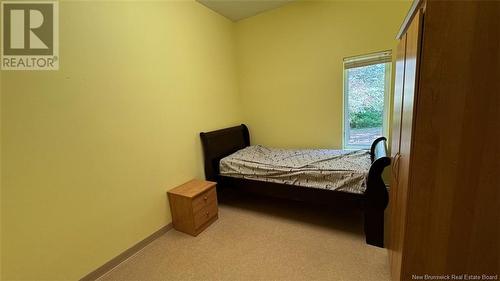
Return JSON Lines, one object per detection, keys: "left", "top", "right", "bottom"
{"left": 197, "top": 0, "right": 294, "bottom": 21}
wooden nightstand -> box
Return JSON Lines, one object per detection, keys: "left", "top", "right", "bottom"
{"left": 167, "top": 179, "right": 218, "bottom": 236}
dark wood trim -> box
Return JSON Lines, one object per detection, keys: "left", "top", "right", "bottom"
{"left": 200, "top": 124, "right": 390, "bottom": 247}
{"left": 396, "top": 0, "right": 423, "bottom": 39}
{"left": 80, "top": 224, "right": 173, "bottom": 281}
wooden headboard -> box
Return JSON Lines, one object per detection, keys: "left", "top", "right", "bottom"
{"left": 200, "top": 124, "right": 250, "bottom": 181}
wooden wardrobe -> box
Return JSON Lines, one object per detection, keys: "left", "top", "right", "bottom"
{"left": 388, "top": 1, "right": 499, "bottom": 280}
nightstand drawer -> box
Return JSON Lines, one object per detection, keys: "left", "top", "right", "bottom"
{"left": 192, "top": 187, "right": 217, "bottom": 213}
{"left": 193, "top": 201, "right": 218, "bottom": 229}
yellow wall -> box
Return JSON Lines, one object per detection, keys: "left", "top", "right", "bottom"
{"left": 1, "top": 0, "right": 410, "bottom": 280}
{"left": 235, "top": 0, "right": 410, "bottom": 149}
{"left": 0, "top": 59, "right": 3, "bottom": 280}
{"left": 0, "top": 1, "right": 240, "bottom": 280}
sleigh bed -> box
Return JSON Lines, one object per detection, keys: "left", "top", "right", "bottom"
{"left": 200, "top": 124, "right": 390, "bottom": 247}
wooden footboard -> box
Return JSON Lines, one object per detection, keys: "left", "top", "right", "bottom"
{"left": 365, "top": 137, "right": 391, "bottom": 247}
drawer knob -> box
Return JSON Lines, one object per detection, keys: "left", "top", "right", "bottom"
{"left": 204, "top": 196, "right": 208, "bottom": 201}
{"left": 206, "top": 211, "right": 209, "bottom": 217}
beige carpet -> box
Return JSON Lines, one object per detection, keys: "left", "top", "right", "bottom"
{"left": 99, "top": 194, "right": 390, "bottom": 281}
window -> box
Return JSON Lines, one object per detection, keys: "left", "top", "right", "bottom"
{"left": 343, "top": 51, "right": 392, "bottom": 149}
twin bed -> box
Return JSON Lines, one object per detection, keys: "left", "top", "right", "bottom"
{"left": 200, "top": 124, "right": 390, "bottom": 247}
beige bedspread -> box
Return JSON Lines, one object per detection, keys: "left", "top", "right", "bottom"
{"left": 219, "top": 145, "right": 372, "bottom": 194}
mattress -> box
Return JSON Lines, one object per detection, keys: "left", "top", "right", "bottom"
{"left": 219, "top": 145, "right": 372, "bottom": 194}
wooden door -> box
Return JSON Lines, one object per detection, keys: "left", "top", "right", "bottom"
{"left": 388, "top": 34, "right": 406, "bottom": 278}
{"left": 390, "top": 9, "right": 423, "bottom": 281}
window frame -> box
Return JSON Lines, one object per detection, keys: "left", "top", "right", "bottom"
{"left": 342, "top": 51, "right": 392, "bottom": 150}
